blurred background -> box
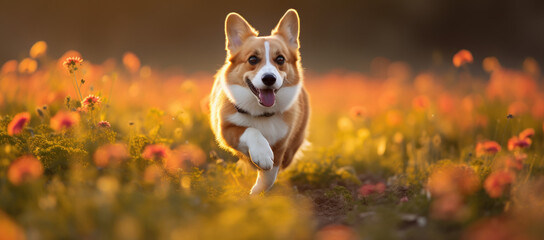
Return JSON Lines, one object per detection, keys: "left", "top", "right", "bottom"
{"left": 1, "top": 0, "right": 543, "bottom": 74}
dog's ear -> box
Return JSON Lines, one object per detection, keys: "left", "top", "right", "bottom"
{"left": 225, "top": 13, "right": 258, "bottom": 53}
{"left": 272, "top": 9, "right": 300, "bottom": 49}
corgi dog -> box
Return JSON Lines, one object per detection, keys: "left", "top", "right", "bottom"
{"left": 210, "top": 9, "right": 310, "bottom": 194}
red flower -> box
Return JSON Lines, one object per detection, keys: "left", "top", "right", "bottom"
{"left": 142, "top": 144, "right": 169, "bottom": 161}
{"left": 484, "top": 170, "right": 515, "bottom": 198}
{"left": 475, "top": 141, "right": 501, "bottom": 157}
{"left": 507, "top": 136, "right": 531, "bottom": 151}
{"left": 81, "top": 94, "right": 101, "bottom": 109}
{"left": 358, "top": 182, "right": 386, "bottom": 197}
{"left": 453, "top": 49, "right": 473, "bottom": 67}
{"left": 97, "top": 121, "right": 111, "bottom": 128}
{"left": 50, "top": 111, "right": 80, "bottom": 131}
{"left": 8, "top": 155, "right": 43, "bottom": 185}
{"left": 7, "top": 112, "right": 30, "bottom": 136}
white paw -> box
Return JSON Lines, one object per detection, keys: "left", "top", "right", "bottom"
{"left": 249, "top": 144, "right": 274, "bottom": 170}
{"left": 250, "top": 166, "right": 280, "bottom": 195}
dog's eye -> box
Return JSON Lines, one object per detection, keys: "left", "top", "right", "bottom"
{"left": 275, "top": 55, "right": 285, "bottom": 65}
{"left": 248, "top": 56, "right": 260, "bottom": 65}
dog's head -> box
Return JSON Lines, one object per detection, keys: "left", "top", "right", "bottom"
{"left": 221, "top": 9, "right": 302, "bottom": 113}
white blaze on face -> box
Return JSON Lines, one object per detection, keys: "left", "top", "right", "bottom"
{"left": 252, "top": 41, "right": 283, "bottom": 90}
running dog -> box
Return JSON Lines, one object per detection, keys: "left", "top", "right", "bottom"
{"left": 210, "top": 9, "right": 309, "bottom": 194}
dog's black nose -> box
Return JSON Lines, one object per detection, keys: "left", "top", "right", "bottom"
{"left": 262, "top": 74, "right": 276, "bottom": 86}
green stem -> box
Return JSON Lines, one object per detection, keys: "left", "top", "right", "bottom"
{"left": 70, "top": 74, "right": 80, "bottom": 102}
{"left": 73, "top": 72, "right": 83, "bottom": 101}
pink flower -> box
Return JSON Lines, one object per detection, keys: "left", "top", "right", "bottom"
{"left": 63, "top": 56, "right": 83, "bottom": 70}
{"left": 97, "top": 121, "right": 111, "bottom": 128}
{"left": 8, "top": 155, "right": 43, "bottom": 185}
{"left": 142, "top": 144, "right": 169, "bottom": 161}
{"left": 81, "top": 94, "right": 101, "bottom": 109}
{"left": 358, "top": 182, "right": 386, "bottom": 197}
{"left": 50, "top": 111, "right": 80, "bottom": 132}
{"left": 475, "top": 141, "right": 501, "bottom": 157}
{"left": 400, "top": 196, "right": 409, "bottom": 203}
{"left": 7, "top": 112, "right": 30, "bottom": 136}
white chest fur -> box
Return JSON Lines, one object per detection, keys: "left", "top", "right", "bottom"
{"left": 227, "top": 113, "right": 288, "bottom": 145}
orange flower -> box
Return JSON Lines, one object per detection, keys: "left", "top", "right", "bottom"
{"left": 1, "top": 60, "right": 18, "bottom": 74}
{"left": 30, "top": 40, "right": 47, "bottom": 58}
{"left": 484, "top": 170, "right": 515, "bottom": 198}
{"left": 482, "top": 56, "right": 501, "bottom": 73}
{"left": 412, "top": 95, "right": 430, "bottom": 112}
{"left": 81, "top": 94, "right": 101, "bottom": 109}
{"left": 463, "top": 217, "right": 525, "bottom": 240}
{"left": 453, "top": 49, "right": 473, "bottom": 67}
{"left": 123, "top": 52, "right": 141, "bottom": 73}
{"left": 7, "top": 112, "right": 30, "bottom": 136}
{"left": 518, "top": 128, "right": 534, "bottom": 139}
{"left": 8, "top": 155, "right": 43, "bottom": 185}
{"left": 63, "top": 56, "right": 83, "bottom": 70}
{"left": 0, "top": 211, "right": 26, "bottom": 240}
{"left": 507, "top": 136, "right": 531, "bottom": 151}
{"left": 385, "top": 110, "right": 403, "bottom": 127}
{"left": 475, "top": 141, "right": 501, "bottom": 157}
{"left": 142, "top": 144, "right": 169, "bottom": 162}
{"left": 143, "top": 164, "right": 163, "bottom": 184}
{"left": 427, "top": 164, "right": 480, "bottom": 197}
{"left": 50, "top": 111, "right": 80, "bottom": 131}
{"left": 164, "top": 144, "right": 206, "bottom": 171}
{"left": 431, "top": 193, "right": 467, "bottom": 220}
{"left": 349, "top": 106, "right": 367, "bottom": 119}
{"left": 18, "top": 58, "right": 37, "bottom": 74}
{"left": 316, "top": 224, "right": 358, "bottom": 240}
{"left": 505, "top": 154, "right": 526, "bottom": 171}
{"left": 94, "top": 144, "right": 128, "bottom": 167}
{"left": 358, "top": 182, "right": 386, "bottom": 197}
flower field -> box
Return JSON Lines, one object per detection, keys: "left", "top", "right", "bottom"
{"left": 1, "top": 42, "right": 544, "bottom": 240}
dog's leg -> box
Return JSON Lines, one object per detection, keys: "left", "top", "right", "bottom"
{"left": 239, "top": 128, "right": 274, "bottom": 170}
{"left": 250, "top": 166, "right": 279, "bottom": 195}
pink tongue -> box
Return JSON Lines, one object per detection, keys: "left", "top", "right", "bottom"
{"left": 258, "top": 89, "right": 275, "bottom": 107}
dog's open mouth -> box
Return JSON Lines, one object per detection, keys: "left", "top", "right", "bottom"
{"left": 246, "top": 78, "right": 278, "bottom": 107}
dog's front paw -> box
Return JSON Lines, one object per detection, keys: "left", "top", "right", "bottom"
{"left": 249, "top": 144, "right": 274, "bottom": 170}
